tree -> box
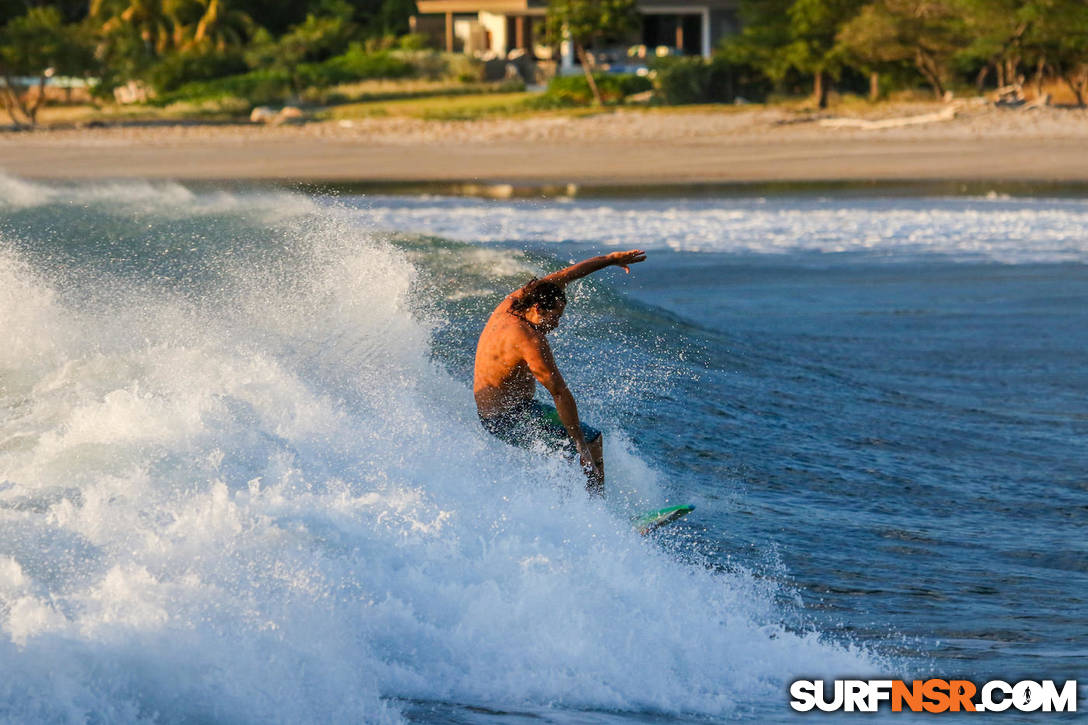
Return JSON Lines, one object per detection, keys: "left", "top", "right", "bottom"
{"left": 954, "top": 0, "right": 1034, "bottom": 90}
{"left": 90, "top": 0, "right": 184, "bottom": 91}
{"left": 343, "top": 0, "right": 416, "bottom": 37}
{"left": 1022, "top": 0, "right": 1088, "bottom": 105}
{"left": 782, "top": 0, "right": 866, "bottom": 107}
{"left": 0, "top": 6, "right": 95, "bottom": 127}
{"left": 719, "top": 0, "right": 794, "bottom": 82}
{"left": 91, "top": 0, "right": 177, "bottom": 57}
{"left": 244, "top": 0, "right": 356, "bottom": 93}
{"left": 720, "top": 0, "right": 813, "bottom": 102}
{"left": 721, "top": 0, "right": 864, "bottom": 108}
{"left": 837, "top": 0, "right": 963, "bottom": 99}
{"left": 189, "top": 0, "right": 255, "bottom": 51}
{"left": 545, "top": 0, "right": 638, "bottom": 106}
{"left": 91, "top": 0, "right": 254, "bottom": 57}
{"left": 835, "top": 3, "right": 902, "bottom": 98}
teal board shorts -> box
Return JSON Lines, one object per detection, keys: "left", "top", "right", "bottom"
{"left": 480, "top": 399, "right": 601, "bottom": 459}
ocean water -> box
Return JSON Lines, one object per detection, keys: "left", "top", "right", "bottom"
{"left": 0, "top": 175, "right": 1084, "bottom": 723}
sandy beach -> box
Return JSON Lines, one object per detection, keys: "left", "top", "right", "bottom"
{"left": 3, "top": 102, "right": 1088, "bottom": 186}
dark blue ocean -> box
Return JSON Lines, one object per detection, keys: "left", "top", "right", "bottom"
{"left": 1, "top": 177, "right": 1084, "bottom": 722}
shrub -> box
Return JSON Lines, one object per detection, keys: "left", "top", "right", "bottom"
{"left": 385, "top": 50, "right": 484, "bottom": 82}
{"left": 540, "top": 72, "right": 652, "bottom": 105}
{"left": 158, "top": 48, "right": 415, "bottom": 106}
{"left": 445, "top": 53, "right": 484, "bottom": 82}
{"left": 649, "top": 55, "right": 760, "bottom": 104}
{"left": 164, "top": 96, "right": 252, "bottom": 115}
{"left": 716, "top": 60, "right": 773, "bottom": 102}
{"left": 652, "top": 56, "right": 710, "bottom": 104}
{"left": 364, "top": 34, "right": 399, "bottom": 53}
{"left": 399, "top": 50, "right": 449, "bottom": 80}
{"left": 397, "top": 33, "right": 430, "bottom": 51}
{"left": 145, "top": 50, "right": 248, "bottom": 94}
{"left": 318, "top": 46, "right": 414, "bottom": 83}
{"left": 158, "top": 68, "right": 292, "bottom": 106}
{"left": 652, "top": 55, "right": 744, "bottom": 104}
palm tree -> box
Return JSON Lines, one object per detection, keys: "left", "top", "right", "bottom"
{"left": 90, "top": 0, "right": 176, "bottom": 56}
{"left": 190, "top": 0, "right": 254, "bottom": 52}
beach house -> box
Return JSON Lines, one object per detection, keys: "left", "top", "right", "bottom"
{"left": 412, "top": 0, "right": 739, "bottom": 63}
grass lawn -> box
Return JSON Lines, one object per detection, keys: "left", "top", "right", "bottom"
{"left": 319, "top": 91, "right": 539, "bottom": 121}
{"left": 25, "top": 82, "right": 541, "bottom": 127}
{"left": 15, "top": 74, "right": 1083, "bottom": 130}
{"left": 31, "top": 102, "right": 244, "bottom": 126}
{"left": 324, "top": 79, "right": 523, "bottom": 104}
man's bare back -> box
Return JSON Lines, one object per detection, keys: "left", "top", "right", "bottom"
{"left": 473, "top": 250, "right": 647, "bottom": 491}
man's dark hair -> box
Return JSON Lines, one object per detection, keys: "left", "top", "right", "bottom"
{"left": 510, "top": 278, "right": 566, "bottom": 314}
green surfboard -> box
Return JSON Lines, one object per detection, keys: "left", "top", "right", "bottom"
{"left": 632, "top": 504, "right": 695, "bottom": 535}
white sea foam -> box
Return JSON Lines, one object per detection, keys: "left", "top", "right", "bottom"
{"left": 1, "top": 180, "right": 880, "bottom": 723}
{"left": 347, "top": 194, "right": 1088, "bottom": 264}
{"left": 0, "top": 172, "right": 312, "bottom": 222}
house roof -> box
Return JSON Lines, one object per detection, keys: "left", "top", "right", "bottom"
{"left": 417, "top": 0, "right": 735, "bottom": 13}
{"left": 417, "top": 0, "right": 544, "bottom": 12}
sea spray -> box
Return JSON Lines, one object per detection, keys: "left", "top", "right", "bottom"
{"left": 1, "top": 178, "right": 879, "bottom": 723}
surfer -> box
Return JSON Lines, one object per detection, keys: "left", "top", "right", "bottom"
{"left": 474, "top": 250, "right": 647, "bottom": 494}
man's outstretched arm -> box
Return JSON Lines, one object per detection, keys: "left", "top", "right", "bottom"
{"left": 540, "top": 249, "right": 646, "bottom": 288}
{"left": 521, "top": 334, "right": 602, "bottom": 483}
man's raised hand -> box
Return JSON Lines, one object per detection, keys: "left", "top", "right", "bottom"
{"left": 608, "top": 249, "right": 647, "bottom": 273}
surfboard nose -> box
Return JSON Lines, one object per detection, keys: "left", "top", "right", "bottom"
{"left": 633, "top": 504, "right": 695, "bottom": 535}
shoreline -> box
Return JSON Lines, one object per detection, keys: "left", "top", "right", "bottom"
{"left": 5, "top": 105, "right": 1088, "bottom": 191}
{"left": 284, "top": 178, "right": 1088, "bottom": 198}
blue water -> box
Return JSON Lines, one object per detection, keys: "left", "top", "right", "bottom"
{"left": 609, "top": 253, "right": 1087, "bottom": 678}
{"left": 1, "top": 177, "right": 1085, "bottom": 722}
{"left": 412, "top": 240, "right": 1088, "bottom": 676}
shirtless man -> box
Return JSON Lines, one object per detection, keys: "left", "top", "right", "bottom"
{"left": 473, "top": 250, "right": 647, "bottom": 494}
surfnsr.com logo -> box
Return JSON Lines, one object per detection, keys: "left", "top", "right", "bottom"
{"left": 790, "top": 679, "right": 1078, "bottom": 713}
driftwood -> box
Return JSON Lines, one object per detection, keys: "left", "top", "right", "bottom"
{"left": 817, "top": 105, "right": 957, "bottom": 130}
{"left": 993, "top": 83, "right": 1026, "bottom": 107}
{"left": 1022, "top": 93, "right": 1051, "bottom": 111}
{"left": 249, "top": 105, "right": 308, "bottom": 125}
{"left": 624, "top": 90, "right": 654, "bottom": 104}
{"left": 992, "top": 82, "right": 1052, "bottom": 111}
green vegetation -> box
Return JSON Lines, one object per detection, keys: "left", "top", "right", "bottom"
{"left": 722, "top": 0, "right": 1088, "bottom": 106}
{"left": 2, "top": 0, "right": 1088, "bottom": 128}
{"left": 650, "top": 57, "right": 734, "bottom": 105}
{"left": 154, "top": 49, "right": 415, "bottom": 106}
{"left": 0, "top": 0, "right": 438, "bottom": 126}
{"left": 0, "top": 6, "right": 95, "bottom": 126}
{"left": 323, "top": 89, "right": 534, "bottom": 120}
{"left": 538, "top": 72, "right": 651, "bottom": 106}
{"left": 545, "top": 0, "right": 639, "bottom": 105}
